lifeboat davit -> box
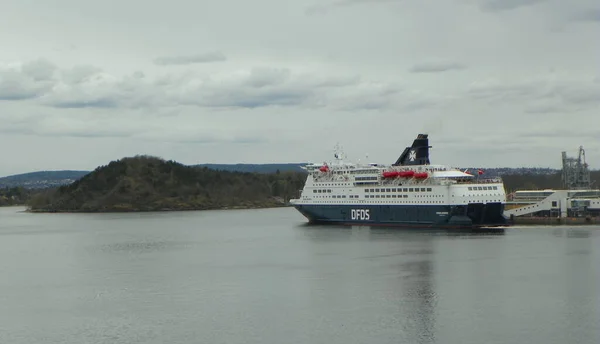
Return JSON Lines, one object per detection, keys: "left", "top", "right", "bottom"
{"left": 414, "top": 172, "right": 428, "bottom": 179}
{"left": 398, "top": 170, "right": 415, "bottom": 178}
{"left": 319, "top": 165, "right": 329, "bottom": 172}
{"left": 382, "top": 171, "right": 399, "bottom": 178}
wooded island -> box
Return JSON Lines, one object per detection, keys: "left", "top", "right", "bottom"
{"left": 26, "top": 155, "right": 307, "bottom": 212}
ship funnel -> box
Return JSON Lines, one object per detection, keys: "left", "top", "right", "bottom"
{"left": 393, "top": 133, "right": 431, "bottom": 166}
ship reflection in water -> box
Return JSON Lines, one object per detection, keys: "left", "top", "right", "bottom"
{"left": 297, "top": 224, "right": 511, "bottom": 343}
{"left": 296, "top": 223, "right": 600, "bottom": 344}
{"left": 297, "top": 224, "right": 503, "bottom": 343}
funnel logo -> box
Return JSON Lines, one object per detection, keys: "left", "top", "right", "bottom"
{"left": 408, "top": 150, "right": 417, "bottom": 162}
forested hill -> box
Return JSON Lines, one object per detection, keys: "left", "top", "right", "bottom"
{"left": 195, "top": 163, "right": 307, "bottom": 173}
{"left": 27, "top": 156, "right": 307, "bottom": 212}
{"left": 0, "top": 164, "right": 307, "bottom": 188}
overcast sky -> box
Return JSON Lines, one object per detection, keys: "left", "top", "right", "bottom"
{"left": 1, "top": 0, "right": 599, "bottom": 176}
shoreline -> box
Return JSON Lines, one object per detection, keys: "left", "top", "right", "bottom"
{"left": 23, "top": 203, "right": 293, "bottom": 214}
{"left": 510, "top": 216, "right": 600, "bottom": 226}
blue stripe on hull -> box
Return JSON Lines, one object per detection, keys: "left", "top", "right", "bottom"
{"left": 293, "top": 203, "right": 508, "bottom": 229}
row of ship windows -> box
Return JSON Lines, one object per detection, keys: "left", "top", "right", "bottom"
{"left": 334, "top": 170, "right": 378, "bottom": 174}
{"left": 313, "top": 195, "right": 411, "bottom": 199}
{"left": 306, "top": 200, "right": 499, "bottom": 204}
{"left": 355, "top": 176, "right": 379, "bottom": 181}
{"left": 366, "top": 187, "right": 432, "bottom": 193}
{"left": 316, "top": 195, "right": 443, "bottom": 199}
{"left": 314, "top": 183, "right": 352, "bottom": 187}
{"left": 312, "top": 194, "right": 446, "bottom": 199}
{"left": 313, "top": 187, "right": 434, "bottom": 194}
{"left": 367, "top": 194, "right": 409, "bottom": 198}
{"left": 469, "top": 186, "right": 498, "bottom": 191}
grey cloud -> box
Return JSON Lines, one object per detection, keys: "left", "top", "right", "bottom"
{"left": 0, "top": 122, "right": 36, "bottom": 135}
{"left": 401, "top": 98, "right": 443, "bottom": 112}
{"left": 435, "top": 125, "right": 600, "bottom": 163}
{"left": 338, "top": 97, "right": 391, "bottom": 111}
{"left": 0, "top": 84, "right": 43, "bottom": 100}
{"left": 467, "top": 79, "right": 542, "bottom": 101}
{"left": 312, "top": 75, "right": 361, "bottom": 88}
{"left": 45, "top": 129, "right": 132, "bottom": 138}
{"left": 5, "top": 59, "right": 400, "bottom": 111}
{"left": 525, "top": 103, "right": 564, "bottom": 114}
{"left": 336, "top": 84, "right": 412, "bottom": 111}
{"left": 227, "top": 136, "right": 267, "bottom": 144}
{"left": 478, "top": 0, "right": 546, "bottom": 12}
{"left": 401, "top": 90, "right": 456, "bottom": 112}
{"left": 571, "top": 8, "right": 600, "bottom": 22}
{"left": 524, "top": 128, "right": 600, "bottom": 142}
{"left": 554, "top": 84, "right": 600, "bottom": 105}
{"left": 0, "top": 117, "right": 134, "bottom": 139}
{"left": 195, "top": 89, "right": 314, "bottom": 109}
{"left": 153, "top": 51, "right": 227, "bottom": 65}
{"left": 42, "top": 70, "right": 159, "bottom": 110}
{"left": 61, "top": 65, "right": 103, "bottom": 84}
{"left": 306, "top": 0, "right": 398, "bottom": 15}
{"left": 244, "top": 68, "right": 291, "bottom": 88}
{"left": 467, "top": 76, "right": 600, "bottom": 113}
{"left": 51, "top": 98, "right": 119, "bottom": 109}
{"left": 0, "top": 66, "right": 55, "bottom": 100}
{"left": 409, "top": 61, "right": 467, "bottom": 73}
{"left": 20, "top": 59, "right": 56, "bottom": 81}
{"left": 160, "top": 135, "right": 268, "bottom": 145}
{"left": 133, "top": 126, "right": 270, "bottom": 145}
{"left": 7, "top": 58, "right": 598, "bottom": 122}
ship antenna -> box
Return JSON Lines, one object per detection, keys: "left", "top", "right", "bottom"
{"left": 334, "top": 142, "right": 344, "bottom": 161}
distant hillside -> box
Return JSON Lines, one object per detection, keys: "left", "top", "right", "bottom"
{"left": 0, "top": 164, "right": 308, "bottom": 189}
{"left": 459, "top": 167, "right": 560, "bottom": 177}
{"left": 2, "top": 164, "right": 594, "bottom": 192}
{"left": 502, "top": 170, "right": 600, "bottom": 193}
{"left": 195, "top": 163, "right": 307, "bottom": 173}
{"left": 0, "top": 170, "right": 90, "bottom": 189}
{"left": 27, "top": 155, "right": 307, "bottom": 213}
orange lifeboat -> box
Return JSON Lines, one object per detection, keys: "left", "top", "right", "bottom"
{"left": 398, "top": 171, "right": 415, "bottom": 178}
{"left": 382, "top": 171, "right": 399, "bottom": 178}
{"left": 319, "top": 165, "right": 329, "bottom": 172}
{"left": 414, "top": 172, "right": 428, "bottom": 179}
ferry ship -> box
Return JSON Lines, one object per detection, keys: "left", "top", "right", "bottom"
{"left": 289, "top": 134, "right": 509, "bottom": 228}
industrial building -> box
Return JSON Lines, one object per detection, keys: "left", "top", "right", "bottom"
{"left": 504, "top": 146, "right": 600, "bottom": 221}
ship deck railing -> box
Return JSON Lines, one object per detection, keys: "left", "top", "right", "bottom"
{"left": 454, "top": 177, "right": 503, "bottom": 184}
{"left": 313, "top": 176, "right": 504, "bottom": 185}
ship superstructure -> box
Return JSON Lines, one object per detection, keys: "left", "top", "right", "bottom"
{"left": 289, "top": 134, "right": 508, "bottom": 228}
